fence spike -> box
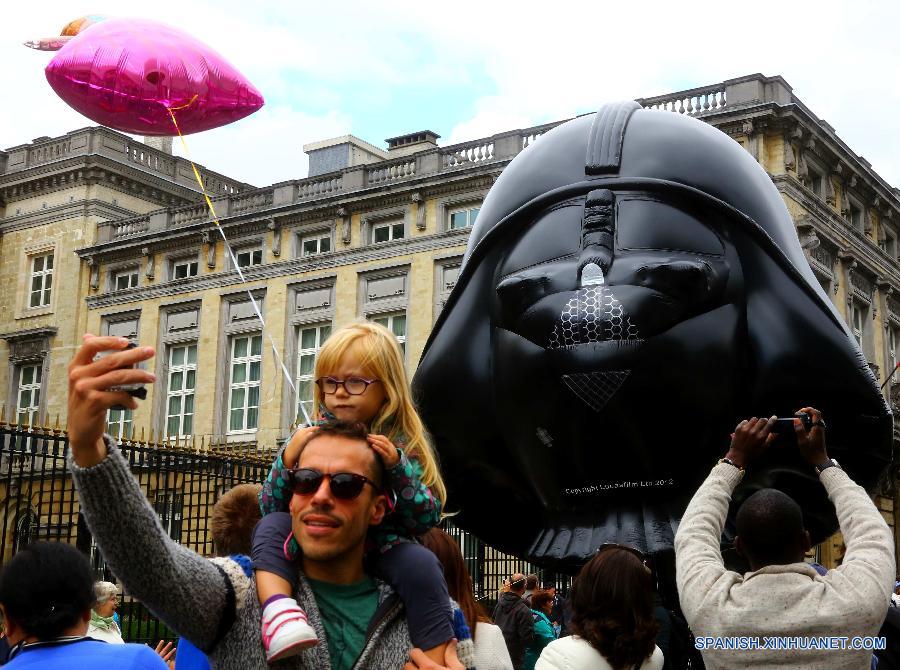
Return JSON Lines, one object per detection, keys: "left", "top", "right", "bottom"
{"left": 0, "top": 405, "right": 5, "bottom": 426}
{"left": 200, "top": 434, "right": 206, "bottom": 452}
{"left": 139, "top": 425, "right": 145, "bottom": 444}
{"left": 148, "top": 427, "right": 155, "bottom": 445}
{"left": 53, "top": 414, "right": 61, "bottom": 432}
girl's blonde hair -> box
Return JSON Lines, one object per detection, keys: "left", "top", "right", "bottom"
{"left": 313, "top": 321, "right": 447, "bottom": 506}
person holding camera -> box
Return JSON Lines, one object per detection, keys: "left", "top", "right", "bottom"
{"left": 674, "top": 408, "right": 895, "bottom": 669}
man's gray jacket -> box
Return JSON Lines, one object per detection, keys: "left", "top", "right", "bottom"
{"left": 71, "top": 440, "right": 413, "bottom": 670}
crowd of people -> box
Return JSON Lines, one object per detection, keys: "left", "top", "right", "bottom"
{"left": 0, "top": 324, "right": 897, "bottom": 669}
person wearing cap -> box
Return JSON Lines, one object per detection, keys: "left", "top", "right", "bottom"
{"left": 492, "top": 574, "right": 533, "bottom": 670}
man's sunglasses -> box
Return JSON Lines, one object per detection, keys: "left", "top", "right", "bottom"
{"left": 315, "top": 376, "right": 380, "bottom": 395}
{"left": 288, "top": 468, "right": 380, "bottom": 500}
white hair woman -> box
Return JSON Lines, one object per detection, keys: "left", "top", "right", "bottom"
{"left": 87, "top": 581, "right": 123, "bottom": 644}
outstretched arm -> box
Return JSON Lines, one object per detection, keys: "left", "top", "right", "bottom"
{"left": 68, "top": 336, "right": 236, "bottom": 651}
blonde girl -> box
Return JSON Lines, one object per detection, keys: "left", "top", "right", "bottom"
{"left": 250, "top": 322, "right": 452, "bottom": 663}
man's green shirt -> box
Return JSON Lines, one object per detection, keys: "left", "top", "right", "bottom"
{"left": 307, "top": 576, "right": 380, "bottom": 670}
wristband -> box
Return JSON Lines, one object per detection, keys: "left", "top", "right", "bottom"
{"left": 814, "top": 458, "right": 840, "bottom": 476}
{"left": 718, "top": 456, "right": 744, "bottom": 472}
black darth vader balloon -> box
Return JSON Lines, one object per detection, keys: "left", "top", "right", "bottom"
{"left": 413, "top": 102, "right": 892, "bottom": 570}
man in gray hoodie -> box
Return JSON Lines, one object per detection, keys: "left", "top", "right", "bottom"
{"left": 675, "top": 408, "right": 894, "bottom": 669}
{"left": 493, "top": 574, "right": 533, "bottom": 669}
{"left": 66, "top": 335, "right": 461, "bottom": 670}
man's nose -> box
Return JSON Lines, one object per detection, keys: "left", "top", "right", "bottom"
{"left": 310, "top": 476, "right": 334, "bottom": 506}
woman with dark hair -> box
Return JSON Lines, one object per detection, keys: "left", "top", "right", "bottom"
{"left": 536, "top": 546, "right": 663, "bottom": 670}
{"left": 0, "top": 541, "right": 165, "bottom": 669}
{"left": 422, "top": 528, "right": 513, "bottom": 670}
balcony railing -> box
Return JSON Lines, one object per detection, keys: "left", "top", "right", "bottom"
{"left": 2, "top": 127, "right": 249, "bottom": 196}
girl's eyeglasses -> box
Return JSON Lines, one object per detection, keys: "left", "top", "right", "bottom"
{"left": 315, "top": 376, "right": 380, "bottom": 395}
{"left": 288, "top": 468, "right": 380, "bottom": 500}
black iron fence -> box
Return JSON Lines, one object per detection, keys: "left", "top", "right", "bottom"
{"left": 0, "top": 418, "right": 569, "bottom": 641}
{"left": 0, "top": 417, "right": 273, "bottom": 644}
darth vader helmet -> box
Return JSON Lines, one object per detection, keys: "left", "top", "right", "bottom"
{"left": 413, "top": 102, "right": 891, "bottom": 569}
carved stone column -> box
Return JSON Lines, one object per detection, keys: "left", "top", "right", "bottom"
{"left": 825, "top": 171, "right": 837, "bottom": 206}
{"left": 337, "top": 207, "right": 350, "bottom": 245}
{"left": 839, "top": 251, "right": 856, "bottom": 319}
{"left": 86, "top": 256, "right": 99, "bottom": 291}
{"left": 268, "top": 219, "right": 281, "bottom": 257}
{"left": 411, "top": 192, "right": 426, "bottom": 230}
{"left": 202, "top": 231, "right": 216, "bottom": 269}
{"left": 142, "top": 247, "right": 154, "bottom": 280}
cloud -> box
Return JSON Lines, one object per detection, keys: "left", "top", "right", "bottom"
{"left": 3, "top": 0, "right": 899, "bottom": 188}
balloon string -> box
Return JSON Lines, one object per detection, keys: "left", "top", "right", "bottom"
{"left": 165, "top": 105, "right": 312, "bottom": 428}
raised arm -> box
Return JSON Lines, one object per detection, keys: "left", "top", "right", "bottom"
{"left": 675, "top": 416, "right": 775, "bottom": 624}
{"left": 795, "top": 407, "right": 895, "bottom": 624}
{"left": 68, "top": 336, "right": 235, "bottom": 651}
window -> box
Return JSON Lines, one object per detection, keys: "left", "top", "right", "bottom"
{"left": 435, "top": 260, "right": 462, "bottom": 320}
{"left": 808, "top": 171, "right": 823, "bottom": 199}
{"left": 851, "top": 301, "right": 869, "bottom": 351}
{"left": 881, "top": 231, "right": 897, "bottom": 259}
{"left": 106, "top": 408, "right": 133, "bottom": 440}
{"left": 449, "top": 206, "right": 480, "bottom": 230}
{"left": 16, "top": 364, "right": 42, "bottom": 426}
{"left": 236, "top": 247, "right": 263, "bottom": 268}
{"left": 112, "top": 267, "right": 139, "bottom": 291}
{"left": 372, "top": 220, "right": 405, "bottom": 243}
{"left": 12, "top": 509, "right": 38, "bottom": 554}
{"left": 372, "top": 313, "right": 407, "bottom": 355}
{"left": 847, "top": 203, "right": 864, "bottom": 232}
{"left": 166, "top": 344, "right": 197, "bottom": 438}
{"left": 172, "top": 259, "right": 199, "bottom": 279}
{"left": 29, "top": 253, "right": 53, "bottom": 307}
{"left": 295, "top": 324, "right": 331, "bottom": 424}
{"left": 228, "top": 334, "right": 262, "bottom": 433}
{"left": 153, "top": 492, "right": 183, "bottom": 541}
{"left": 301, "top": 232, "right": 332, "bottom": 256}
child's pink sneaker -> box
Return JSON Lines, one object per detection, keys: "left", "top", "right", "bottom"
{"left": 261, "top": 597, "right": 318, "bottom": 663}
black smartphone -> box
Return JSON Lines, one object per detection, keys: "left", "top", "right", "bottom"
{"left": 771, "top": 412, "right": 812, "bottom": 435}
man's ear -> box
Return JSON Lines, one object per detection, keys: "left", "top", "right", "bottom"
{"left": 82, "top": 608, "right": 92, "bottom": 623}
{"left": 734, "top": 535, "right": 745, "bottom": 558}
{"left": 368, "top": 493, "right": 388, "bottom": 527}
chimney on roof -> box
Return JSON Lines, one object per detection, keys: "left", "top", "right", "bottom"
{"left": 303, "top": 135, "right": 389, "bottom": 177}
{"left": 143, "top": 136, "right": 173, "bottom": 155}
{"left": 385, "top": 130, "right": 440, "bottom": 158}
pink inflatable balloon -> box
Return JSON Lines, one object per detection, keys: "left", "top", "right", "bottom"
{"left": 45, "top": 18, "right": 264, "bottom": 135}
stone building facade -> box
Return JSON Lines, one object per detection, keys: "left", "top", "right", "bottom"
{"left": 2, "top": 73, "right": 898, "bottom": 568}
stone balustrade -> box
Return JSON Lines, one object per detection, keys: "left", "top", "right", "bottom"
{"left": 2, "top": 127, "right": 249, "bottom": 196}
{"left": 638, "top": 83, "right": 727, "bottom": 116}
{"left": 367, "top": 157, "right": 416, "bottom": 184}
{"left": 440, "top": 139, "right": 494, "bottom": 169}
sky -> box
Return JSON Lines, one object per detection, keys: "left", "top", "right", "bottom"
{"left": 2, "top": 0, "right": 898, "bottom": 189}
